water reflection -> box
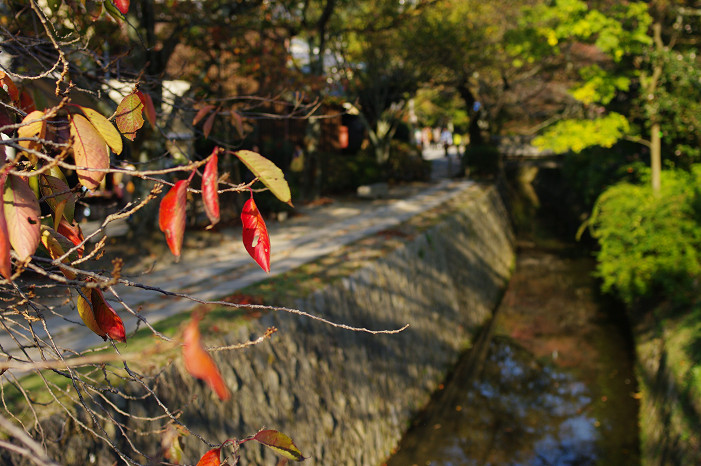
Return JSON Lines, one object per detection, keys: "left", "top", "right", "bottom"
{"left": 386, "top": 249, "right": 639, "bottom": 466}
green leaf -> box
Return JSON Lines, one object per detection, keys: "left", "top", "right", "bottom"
{"left": 235, "top": 150, "right": 292, "bottom": 206}
{"left": 115, "top": 93, "right": 144, "bottom": 141}
{"left": 104, "top": 0, "right": 126, "bottom": 21}
{"left": 253, "top": 429, "right": 305, "bottom": 461}
{"left": 533, "top": 113, "right": 630, "bottom": 153}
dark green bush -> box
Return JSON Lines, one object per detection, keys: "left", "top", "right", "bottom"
{"left": 589, "top": 166, "right": 701, "bottom": 305}
{"left": 386, "top": 140, "right": 431, "bottom": 182}
{"left": 462, "top": 144, "right": 500, "bottom": 177}
{"left": 562, "top": 141, "right": 647, "bottom": 210}
{"left": 321, "top": 151, "right": 384, "bottom": 194}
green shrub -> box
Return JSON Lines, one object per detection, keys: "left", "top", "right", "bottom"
{"left": 386, "top": 140, "right": 431, "bottom": 182}
{"left": 562, "top": 141, "right": 648, "bottom": 210}
{"left": 589, "top": 166, "right": 701, "bottom": 305}
{"left": 321, "top": 151, "right": 384, "bottom": 194}
{"left": 463, "top": 144, "right": 500, "bottom": 177}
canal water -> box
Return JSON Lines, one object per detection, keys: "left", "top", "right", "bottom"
{"left": 386, "top": 238, "right": 640, "bottom": 465}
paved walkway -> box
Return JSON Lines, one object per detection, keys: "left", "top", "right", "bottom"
{"left": 7, "top": 150, "right": 471, "bottom": 356}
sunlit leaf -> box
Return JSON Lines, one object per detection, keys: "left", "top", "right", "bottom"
{"left": 159, "top": 179, "right": 189, "bottom": 258}
{"left": 57, "top": 218, "right": 84, "bottom": 258}
{"left": 115, "top": 93, "right": 144, "bottom": 141}
{"left": 235, "top": 150, "right": 292, "bottom": 206}
{"left": 70, "top": 114, "right": 109, "bottom": 190}
{"left": 17, "top": 110, "right": 46, "bottom": 165}
{"left": 0, "top": 71, "right": 19, "bottom": 104}
{"left": 241, "top": 196, "right": 270, "bottom": 273}
{"left": 78, "top": 287, "right": 126, "bottom": 342}
{"left": 182, "top": 314, "right": 230, "bottom": 401}
{"left": 253, "top": 430, "right": 306, "bottom": 461}
{"left": 202, "top": 149, "right": 220, "bottom": 226}
{"left": 77, "top": 289, "right": 104, "bottom": 338}
{"left": 196, "top": 447, "right": 221, "bottom": 466}
{"left": 114, "top": 0, "right": 129, "bottom": 14}
{"left": 136, "top": 90, "right": 157, "bottom": 128}
{"left": 3, "top": 174, "right": 40, "bottom": 261}
{"left": 104, "top": 0, "right": 125, "bottom": 21}
{"left": 79, "top": 106, "right": 123, "bottom": 155}
{"left": 0, "top": 174, "right": 11, "bottom": 280}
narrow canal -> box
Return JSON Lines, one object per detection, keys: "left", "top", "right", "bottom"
{"left": 386, "top": 171, "right": 640, "bottom": 465}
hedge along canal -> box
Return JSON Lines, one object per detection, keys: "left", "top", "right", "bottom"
{"left": 385, "top": 163, "right": 640, "bottom": 464}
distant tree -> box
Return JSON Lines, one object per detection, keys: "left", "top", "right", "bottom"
{"left": 530, "top": 0, "right": 701, "bottom": 192}
{"left": 400, "top": 0, "right": 552, "bottom": 146}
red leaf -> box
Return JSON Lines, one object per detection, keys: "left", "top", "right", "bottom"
{"left": 182, "top": 315, "right": 230, "bottom": 401}
{"left": 114, "top": 0, "right": 130, "bottom": 14}
{"left": 192, "top": 105, "right": 215, "bottom": 126}
{"left": 78, "top": 288, "right": 126, "bottom": 342}
{"left": 196, "top": 447, "right": 221, "bottom": 466}
{"left": 203, "top": 111, "right": 216, "bottom": 139}
{"left": 57, "top": 218, "right": 84, "bottom": 258}
{"left": 241, "top": 196, "right": 270, "bottom": 273}
{"left": 0, "top": 71, "right": 19, "bottom": 104}
{"left": 159, "top": 179, "right": 189, "bottom": 258}
{"left": 92, "top": 288, "right": 126, "bottom": 342}
{"left": 202, "top": 149, "right": 220, "bottom": 226}
{"left": 230, "top": 109, "right": 244, "bottom": 138}
{"left": 3, "top": 174, "right": 40, "bottom": 261}
{"left": 70, "top": 114, "right": 109, "bottom": 190}
{"left": 0, "top": 108, "right": 12, "bottom": 136}
{"left": 136, "top": 91, "right": 157, "bottom": 128}
{"left": 115, "top": 93, "right": 144, "bottom": 141}
{"left": 0, "top": 173, "right": 12, "bottom": 280}
{"left": 253, "top": 430, "right": 306, "bottom": 461}
{"left": 18, "top": 89, "right": 36, "bottom": 114}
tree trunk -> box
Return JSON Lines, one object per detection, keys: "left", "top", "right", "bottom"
{"left": 456, "top": 80, "right": 484, "bottom": 146}
{"left": 651, "top": 122, "right": 661, "bottom": 193}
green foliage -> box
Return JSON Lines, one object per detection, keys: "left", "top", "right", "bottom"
{"left": 533, "top": 113, "right": 630, "bottom": 154}
{"left": 414, "top": 87, "right": 470, "bottom": 131}
{"left": 463, "top": 144, "right": 500, "bottom": 178}
{"left": 386, "top": 141, "right": 432, "bottom": 182}
{"left": 569, "top": 65, "right": 631, "bottom": 105}
{"left": 589, "top": 167, "right": 701, "bottom": 305}
{"left": 562, "top": 142, "right": 647, "bottom": 210}
{"left": 647, "top": 49, "right": 701, "bottom": 162}
{"left": 322, "top": 152, "right": 384, "bottom": 194}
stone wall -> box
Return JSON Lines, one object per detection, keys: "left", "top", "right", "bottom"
{"left": 23, "top": 184, "right": 515, "bottom": 465}
{"left": 635, "top": 314, "right": 701, "bottom": 465}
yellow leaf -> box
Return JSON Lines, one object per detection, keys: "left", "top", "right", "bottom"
{"left": 80, "top": 106, "right": 123, "bottom": 155}
{"left": 77, "top": 288, "right": 105, "bottom": 338}
{"left": 17, "top": 110, "right": 46, "bottom": 165}
{"left": 235, "top": 150, "right": 292, "bottom": 206}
